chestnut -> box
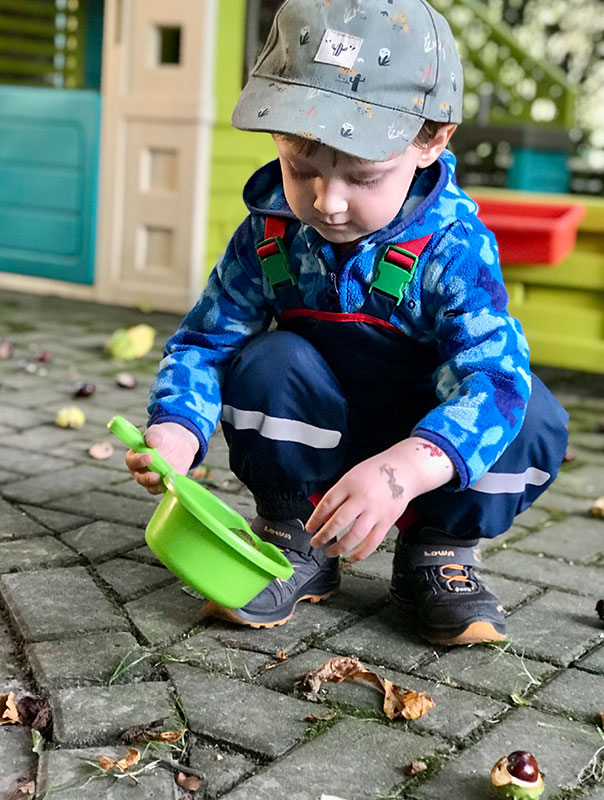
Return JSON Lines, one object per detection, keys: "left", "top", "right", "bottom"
{"left": 491, "top": 750, "right": 544, "bottom": 799}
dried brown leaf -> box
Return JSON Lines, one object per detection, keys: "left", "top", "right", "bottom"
{"left": 299, "top": 657, "right": 434, "bottom": 721}
{"left": 176, "top": 771, "right": 202, "bottom": 791}
{"left": 16, "top": 696, "right": 52, "bottom": 733}
{"left": 304, "top": 712, "right": 336, "bottom": 723}
{"left": 383, "top": 682, "right": 436, "bottom": 721}
{"left": 404, "top": 760, "right": 428, "bottom": 776}
{"left": 278, "top": 650, "right": 287, "bottom": 662}
{"left": 144, "top": 727, "right": 187, "bottom": 744}
{"left": 0, "top": 692, "right": 20, "bottom": 726}
{"left": 99, "top": 748, "right": 141, "bottom": 783}
{"left": 7, "top": 781, "right": 35, "bottom": 799}
{"left": 590, "top": 497, "right": 604, "bottom": 518}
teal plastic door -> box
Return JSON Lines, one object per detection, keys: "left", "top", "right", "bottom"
{"left": 0, "top": 85, "right": 100, "bottom": 284}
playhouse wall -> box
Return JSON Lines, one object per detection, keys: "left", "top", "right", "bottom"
{"left": 205, "top": 0, "right": 277, "bottom": 283}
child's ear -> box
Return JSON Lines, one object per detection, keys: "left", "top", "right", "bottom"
{"left": 415, "top": 123, "right": 457, "bottom": 168}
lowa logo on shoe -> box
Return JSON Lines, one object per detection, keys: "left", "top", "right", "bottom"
{"left": 263, "top": 525, "right": 292, "bottom": 540}
{"left": 424, "top": 549, "right": 455, "bottom": 557}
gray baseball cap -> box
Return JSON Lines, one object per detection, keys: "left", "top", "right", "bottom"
{"left": 232, "top": 0, "right": 463, "bottom": 161}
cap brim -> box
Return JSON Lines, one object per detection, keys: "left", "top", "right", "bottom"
{"left": 232, "top": 76, "right": 425, "bottom": 162}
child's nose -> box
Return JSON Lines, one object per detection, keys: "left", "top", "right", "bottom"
{"left": 313, "top": 179, "right": 348, "bottom": 216}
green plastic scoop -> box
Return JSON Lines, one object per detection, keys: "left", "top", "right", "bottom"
{"left": 107, "top": 416, "right": 293, "bottom": 608}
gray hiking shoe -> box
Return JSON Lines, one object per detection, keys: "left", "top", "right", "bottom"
{"left": 204, "top": 516, "right": 340, "bottom": 628}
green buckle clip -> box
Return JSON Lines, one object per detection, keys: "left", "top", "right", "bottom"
{"left": 256, "top": 236, "right": 297, "bottom": 288}
{"left": 369, "top": 246, "right": 418, "bottom": 305}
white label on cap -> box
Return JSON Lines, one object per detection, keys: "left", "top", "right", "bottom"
{"left": 314, "top": 29, "right": 363, "bottom": 69}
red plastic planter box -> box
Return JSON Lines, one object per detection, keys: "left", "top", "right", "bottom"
{"left": 472, "top": 197, "right": 586, "bottom": 266}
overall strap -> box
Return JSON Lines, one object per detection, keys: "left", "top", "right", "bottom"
{"left": 256, "top": 217, "right": 303, "bottom": 311}
{"left": 361, "top": 234, "right": 433, "bottom": 322}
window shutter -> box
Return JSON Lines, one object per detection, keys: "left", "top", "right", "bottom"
{"left": 0, "top": 0, "right": 84, "bottom": 88}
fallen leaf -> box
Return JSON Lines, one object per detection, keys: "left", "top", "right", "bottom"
{"left": 590, "top": 497, "right": 604, "bottom": 518}
{"left": 298, "top": 657, "right": 435, "bottom": 720}
{"left": 7, "top": 780, "right": 35, "bottom": 799}
{"left": 510, "top": 692, "right": 532, "bottom": 707}
{"left": 278, "top": 651, "right": 287, "bottom": 662}
{"left": 0, "top": 692, "right": 20, "bottom": 725}
{"left": 88, "top": 441, "right": 115, "bottom": 460}
{"left": 305, "top": 712, "right": 336, "bottom": 723}
{"left": 116, "top": 372, "right": 137, "bottom": 389}
{"left": 99, "top": 748, "right": 141, "bottom": 784}
{"left": 143, "top": 728, "right": 187, "bottom": 744}
{"left": 0, "top": 339, "right": 13, "bottom": 359}
{"left": 404, "top": 760, "right": 428, "bottom": 776}
{"left": 176, "top": 772, "right": 202, "bottom": 791}
{"left": 16, "top": 696, "right": 52, "bottom": 734}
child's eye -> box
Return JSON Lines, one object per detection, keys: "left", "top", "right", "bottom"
{"left": 350, "top": 176, "right": 380, "bottom": 188}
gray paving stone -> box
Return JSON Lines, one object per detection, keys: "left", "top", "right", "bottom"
{"left": 26, "top": 631, "right": 151, "bottom": 689}
{"left": 188, "top": 741, "right": 255, "bottom": 799}
{"left": 1, "top": 424, "right": 89, "bottom": 452}
{"left": 575, "top": 641, "right": 604, "bottom": 674}
{"left": 221, "top": 717, "right": 447, "bottom": 800}
{"left": 0, "top": 567, "right": 129, "bottom": 642}
{"left": 52, "top": 681, "right": 177, "bottom": 747}
{"left": 124, "top": 545, "right": 163, "bottom": 565}
{"left": 505, "top": 589, "right": 604, "bottom": 666}
{"left": 167, "top": 631, "right": 275, "bottom": 679}
{"left": 1, "top": 465, "right": 116, "bottom": 505}
{"left": 512, "top": 516, "right": 604, "bottom": 563}
{"left": 2, "top": 447, "right": 74, "bottom": 476}
{"left": 17, "top": 504, "right": 93, "bottom": 532}
{"left": 514, "top": 505, "right": 554, "bottom": 529}
{"left": 408, "top": 707, "right": 601, "bottom": 800}
{"left": 46, "top": 490, "right": 155, "bottom": 528}
{"left": 0, "top": 536, "right": 79, "bottom": 572}
{"left": 212, "top": 489, "right": 256, "bottom": 520}
{"left": 60, "top": 520, "right": 146, "bottom": 561}
{"left": 483, "top": 548, "right": 604, "bottom": 596}
{"left": 0, "top": 726, "right": 37, "bottom": 799}
{"left": 346, "top": 548, "right": 393, "bottom": 581}
{"left": 480, "top": 525, "right": 532, "bottom": 552}
{"left": 0, "top": 404, "right": 47, "bottom": 429}
{"left": 415, "top": 643, "right": 558, "bottom": 700}
{"left": 95, "top": 558, "right": 174, "bottom": 601}
{"left": 124, "top": 582, "right": 209, "bottom": 645}
{"left": 205, "top": 600, "right": 357, "bottom": 658}
{"left": 0, "top": 498, "right": 49, "bottom": 539}
{"left": 534, "top": 489, "right": 597, "bottom": 515}
{"left": 324, "top": 607, "right": 437, "bottom": 672}
{"left": 532, "top": 667, "right": 604, "bottom": 722}
{"left": 257, "top": 646, "right": 506, "bottom": 744}
{"left": 554, "top": 463, "right": 604, "bottom": 498}
{"left": 168, "top": 663, "right": 312, "bottom": 759}
{"left": 37, "top": 745, "right": 179, "bottom": 798}
{"left": 321, "top": 572, "right": 390, "bottom": 615}
{"left": 0, "top": 616, "right": 20, "bottom": 681}
{"left": 482, "top": 572, "right": 543, "bottom": 611}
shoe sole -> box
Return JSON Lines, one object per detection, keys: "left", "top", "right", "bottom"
{"left": 204, "top": 590, "right": 337, "bottom": 629}
{"left": 390, "top": 593, "right": 506, "bottom": 646}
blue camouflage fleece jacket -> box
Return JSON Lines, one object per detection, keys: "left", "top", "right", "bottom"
{"left": 148, "top": 149, "right": 531, "bottom": 490}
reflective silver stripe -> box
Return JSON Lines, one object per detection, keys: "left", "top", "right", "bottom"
{"left": 470, "top": 467, "right": 550, "bottom": 495}
{"left": 221, "top": 405, "right": 342, "bottom": 449}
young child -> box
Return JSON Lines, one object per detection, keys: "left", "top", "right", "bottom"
{"left": 126, "top": 0, "right": 569, "bottom": 645}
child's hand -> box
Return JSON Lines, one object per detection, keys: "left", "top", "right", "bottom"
{"left": 125, "top": 422, "right": 199, "bottom": 495}
{"left": 307, "top": 437, "right": 456, "bottom": 561}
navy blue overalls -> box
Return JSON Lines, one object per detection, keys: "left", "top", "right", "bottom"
{"left": 221, "top": 217, "right": 569, "bottom": 541}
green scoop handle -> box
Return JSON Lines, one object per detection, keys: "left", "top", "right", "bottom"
{"left": 107, "top": 415, "right": 175, "bottom": 482}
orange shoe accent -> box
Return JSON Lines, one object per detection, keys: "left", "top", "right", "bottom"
{"left": 425, "top": 621, "right": 507, "bottom": 646}
{"left": 204, "top": 590, "right": 336, "bottom": 629}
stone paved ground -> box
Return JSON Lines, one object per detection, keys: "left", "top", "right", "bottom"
{"left": 1, "top": 289, "right": 604, "bottom": 799}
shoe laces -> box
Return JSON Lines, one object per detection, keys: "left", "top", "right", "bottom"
{"left": 434, "top": 563, "right": 478, "bottom": 593}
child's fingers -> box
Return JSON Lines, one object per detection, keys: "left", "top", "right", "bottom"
{"left": 306, "top": 488, "right": 346, "bottom": 534}
{"left": 323, "top": 513, "right": 373, "bottom": 557}
{"left": 309, "top": 499, "right": 357, "bottom": 548}
{"left": 346, "top": 523, "right": 388, "bottom": 562}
